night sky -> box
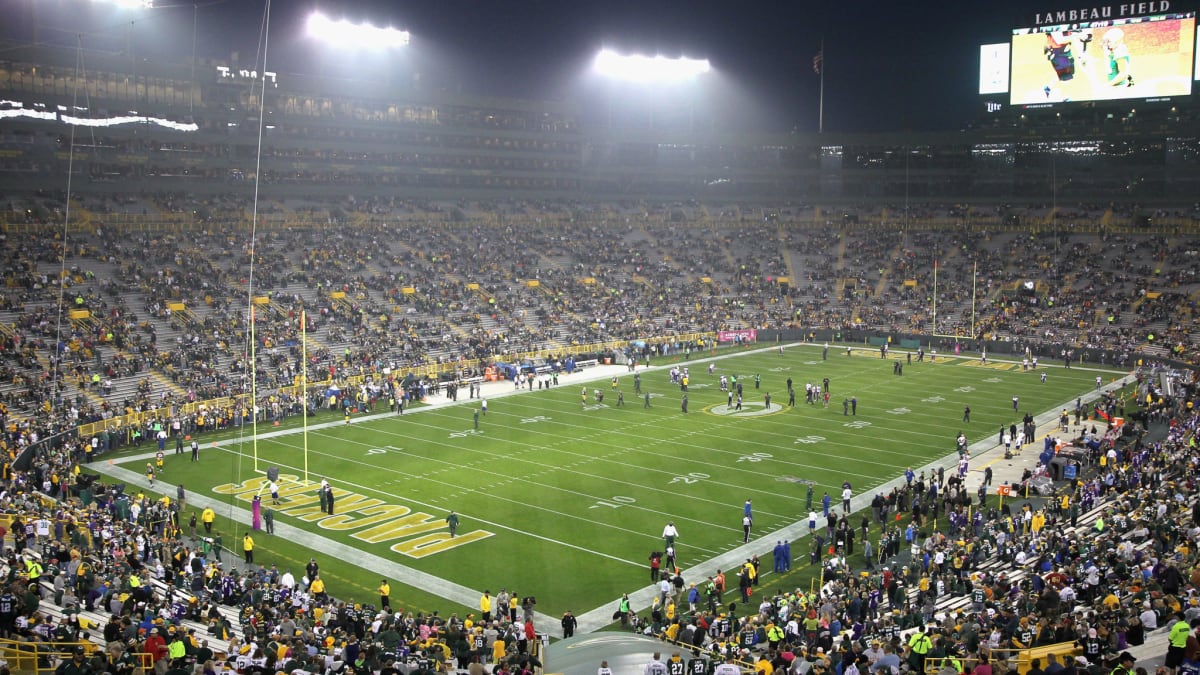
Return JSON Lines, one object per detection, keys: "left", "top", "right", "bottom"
{"left": 4, "top": 0, "right": 1121, "bottom": 133}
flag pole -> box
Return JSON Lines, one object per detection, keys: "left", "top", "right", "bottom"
{"left": 971, "top": 260, "right": 978, "bottom": 338}
{"left": 932, "top": 259, "right": 938, "bottom": 334}
{"left": 817, "top": 38, "right": 825, "bottom": 134}
{"left": 302, "top": 309, "right": 309, "bottom": 484}
{"left": 251, "top": 304, "right": 258, "bottom": 473}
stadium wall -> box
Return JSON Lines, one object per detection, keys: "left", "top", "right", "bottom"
{"left": 758, "top": 329, "right": 1156, "bottom": 369}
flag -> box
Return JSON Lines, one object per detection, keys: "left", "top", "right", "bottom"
{"left": 812, "top": 50, "right": 823, "bottom": 75}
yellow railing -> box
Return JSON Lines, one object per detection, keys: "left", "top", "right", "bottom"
{"left": 924, "top": 656, "right": 980, "bottom": 674}
{"left": 73, "top": 332, "right": 716, "bottom": 439}
{"left": 975, "top": 642, "right": 1080, "bottom": 675}
{"left": 0, "top": 638, "right": 151, "bottom": 675}
{"left": 1017, "top": 642, "right": 1082, "bottom": 675}
{"left": 0, "top": 512, "right": 97, "bottom": 550}
{"left": 654, "top": 634, "right": 755, "bottom": 673}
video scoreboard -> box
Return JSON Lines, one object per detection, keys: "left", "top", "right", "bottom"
{"left": 978, "top": 3, "right": 1197, "bottom": 109}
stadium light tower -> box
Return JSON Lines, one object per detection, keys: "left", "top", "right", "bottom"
{"left": 91, "top": 0, "right": 155, "bottom": 8}
{"left": 89, "top": 0, "right": 206, "bottom": 111}
{"left": 592, "top": 48, "right": 710, "bottom": 83}
{"left": 306, "top": 11, "right": 410, "bottom": 49}
{"left": 85, "top": 0, "right": 167, "bottom": 105}
{"left": 591, "top": 48, "right": 712, "bottom": 133}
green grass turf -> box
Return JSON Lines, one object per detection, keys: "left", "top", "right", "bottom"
{"left": 102, "top": 345, "right": 1120, "bottom": 621}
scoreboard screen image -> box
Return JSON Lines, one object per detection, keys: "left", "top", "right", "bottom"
{"left": 1010, "top": 12, "right": 1195, "bottom": 104}
{"left": 979, "top": 43, "right": 1011, "bottom": 94}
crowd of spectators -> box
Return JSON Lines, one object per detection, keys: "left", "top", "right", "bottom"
{"left": 641, "top": 377, "right": 1200, "bottom": 675}
{"left": 0, "top": 437, "right": 552, "bottom": 675}
{"left": 0, "top": 197, "right": 1194, "bottom": 675}
{"left": 0, "top": 197, "right": 1196, "bottom": 467}
{"left": 0, "top": 352, "right": 1190, "bottom": 675}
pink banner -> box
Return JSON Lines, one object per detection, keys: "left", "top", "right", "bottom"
{"left": 717, "top": 329, "right": 757, "bottom": 343}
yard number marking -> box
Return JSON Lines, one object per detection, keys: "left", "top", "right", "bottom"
{"left": 590, "top": 496, "right": 636, "bottom": 509}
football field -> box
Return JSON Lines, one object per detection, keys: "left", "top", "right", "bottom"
{"left": 96, "top": 344, "right": 1121, "bottom": 627}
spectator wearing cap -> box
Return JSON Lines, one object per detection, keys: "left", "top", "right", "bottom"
{"left": 861, "top": 641, "right": 883, "bottom": 667}
{"left": 144, "top": 627, "right": 168, "bottom": 669}
{"left": 57, "top": 645, "right": 91, "bottom": 675}
{"left": 167, "top": 629, "right": 187, "bottom": 663}
{"left": 112, "top": 640, "right": 141, "bottom": 673}
{"left": 103, "top": 614, "right": 122, "bottom": 643}
{"left": 1141, "top": 601, "right": 1159, "bottom": 630}
{"left": 1111, "top": 652, "right": 1136, "bottom": 675}
{"left": 165, "top": 629, "right": 188, "bottom": 672}
{"left": 1185, "top": 598, "right": 1200, "bottom": 624}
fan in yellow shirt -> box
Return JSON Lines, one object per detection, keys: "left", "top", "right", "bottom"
{"left": 480, "top": 591, "right": 493, "bottom": 621}
{"left": 492, "top": 637, "right": 507, "bottom": 663}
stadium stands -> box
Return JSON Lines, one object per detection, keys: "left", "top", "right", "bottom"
{"left": 0, "top": 201, "right": 1197, "bottom": 675}
{"left": 1, "top": 26, "right": 1199, "bottom": 675}
{"left": 1, "top": 200, "right": 1196, "bottom": 430}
